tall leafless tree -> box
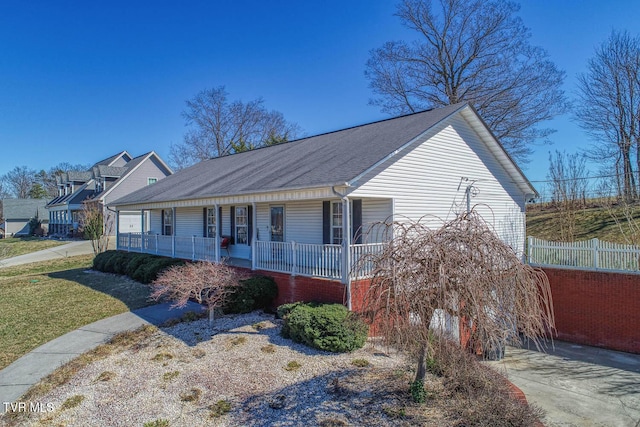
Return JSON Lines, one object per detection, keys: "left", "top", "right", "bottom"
{"left": 547, "top": 150, "right": 588, "bottom": 241}
{"left": 356, "top": 211, "right": 554, "bottom": 389}
{"left": 365, "top": 0, "right": 568, "bottom": 163}
{"left": 3, "top": 166, "right": 37, "bottom": 199}
{"left": 169, "top": 86, "right": 301, "bottom": 169}
{"left": 576, "top": 31, "right": 640, "bottom": 201}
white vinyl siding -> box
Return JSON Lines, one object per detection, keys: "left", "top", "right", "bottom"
{"left": 175, "top": 207, "right": 203, "bottom": 237}
{"left": 150, "top": 210, "right": 162, "bottom": 233}
{"left": 361, "top": 198, "right": 393, "bottom": 243}
{"left": 351, "top": 117, "right": 527, "bottom": 255}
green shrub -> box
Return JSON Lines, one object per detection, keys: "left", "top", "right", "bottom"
{"left": 125, "top": 253, "right": 150, "bottom": 277}
{"left": 93, "top": 251, "right": 184, "bottom": 284}
{"left": 280, "top": 302, "right": 368, "bottom": 352}
{"left": 224, "top": 275, "right": 278, "bottom": 313}
{"left": 277, "top": 302, "right": 304, "bottom": 338}
{"left": 93, "top": 250, "right": 116, "bottom": 271}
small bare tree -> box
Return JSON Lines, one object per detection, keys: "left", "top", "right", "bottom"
{"left": 547, "top": 150, "right": 588, "bottom": 241}
{"left": 356, "top": 211, "right": 554, "bottom": 393}
{"left": 151, "top": 262, "right": 244, "bottom": 327}
{"left": 80, "top": 201, "right": 113, "bottom": 255}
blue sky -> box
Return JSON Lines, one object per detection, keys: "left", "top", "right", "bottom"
{"left": 1, "top": 1, "right": 639, "bottom": 190}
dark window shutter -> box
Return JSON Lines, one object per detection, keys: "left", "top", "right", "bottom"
{"left": 203, "top": 208, "right": 207, "bottom": 237}
{"left": 218, "top": 206, "right": 222, "bottom": 237}
{"left": 352, "top": 199, "right": 362, "bottom": 244}
{"left": 247, "top": 205, "right": 253, "bottom": 246}
{"left": 322, "top": 201, "right": 330, "bottom": 244}
{"left": 230, "top": 206, "right": 235, "bottom": 240}
{"left": 161, "top": 209, "right": 165, "bottom": 235}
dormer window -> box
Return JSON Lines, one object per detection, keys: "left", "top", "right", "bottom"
{"left": 148, "top": 177, "right": 158, "bottom": 185}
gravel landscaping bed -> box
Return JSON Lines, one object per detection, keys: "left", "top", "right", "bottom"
{"left": 7, "top": 311, "right": 450, "bottom": 427}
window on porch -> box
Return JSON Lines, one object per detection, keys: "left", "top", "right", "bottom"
{"left": 162, "top": 209, "right": 173, "bottom": 236}
{"left": 206, "top": 208, "right": 216, "bottom": 238}
{"left": 331, "top": 201, "right": 343, "bottom": 244}
{"left": 235, "top": 206, "right": 248, "bottom": 244}
{"left": 270, "top": 206, "right": 284, "bottom": 242}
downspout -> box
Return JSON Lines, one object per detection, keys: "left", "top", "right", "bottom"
{"left": 332, "top": 185, "right": 352, "bottom": 310}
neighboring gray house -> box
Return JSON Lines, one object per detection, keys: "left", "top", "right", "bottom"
{"left": 46, "top": 151, "right": 172, "bottom": 236}
{"left": 111, "top": 103, "right": 537, "bottom": 308}
{"left": 2, "top": 198, "right": 49, "bottom": 236}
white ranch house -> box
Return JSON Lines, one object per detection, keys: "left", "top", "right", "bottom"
{"left": 111, "top": 103, "right": 536, "bottom": 305}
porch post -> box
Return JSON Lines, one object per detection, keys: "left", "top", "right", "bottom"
{"left": 115, "top": 209, "right": 120, "bottom": 250}
{"left": 171, "top": 207, "right": 176, "bottom": 258}
{"left": 214, "top": 203, "right": 220, "bottom": 262}
{"left": 251, "top": 201, "right": 257, "bottom": 270}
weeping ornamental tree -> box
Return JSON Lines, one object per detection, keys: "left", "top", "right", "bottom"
{"left": 357, "top": 211, "right": 554, "bottom": 388}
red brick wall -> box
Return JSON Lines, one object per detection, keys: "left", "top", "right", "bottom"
{"left": 543, "top": 267, "right": 640, "bottom": 354}
{"left": 237, "top": 268, "right": 346, "bottom": 307}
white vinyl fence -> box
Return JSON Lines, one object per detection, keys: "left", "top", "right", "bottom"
{"left": 528, "top": 236, "right": 640, "bottom": 272}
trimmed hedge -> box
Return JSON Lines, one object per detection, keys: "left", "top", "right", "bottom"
{"left": 279, "top": 302, "right": 369, "bottom": 353}
{"left": 93, "top": 250, "right": 184, "bottom": 284}
{"left": 224, "top": 276, "right": 278, "bottom": 314}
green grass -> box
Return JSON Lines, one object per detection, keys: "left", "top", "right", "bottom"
{"left": 0, "top": 237, "right": 65, "bottom": 259}
{"left": 527, "top": 204, "right": 640, "bottom": 243}
{"left": 0, "top": 255, "right": 153, "bottom": 370}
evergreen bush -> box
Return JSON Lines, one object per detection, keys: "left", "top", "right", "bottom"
{"left": 224, "top": 275, "right": 278, "bottom": 313}
{"left": 279, "top": 302, "right": 368, "bottom": 352}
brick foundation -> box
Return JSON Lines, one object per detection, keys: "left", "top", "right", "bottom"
{"left": 543, "top": 267, "right": 640, "bottom": 354}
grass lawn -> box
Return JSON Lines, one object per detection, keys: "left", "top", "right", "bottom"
{"left": 0, "top": 255, "right": 153, "bottom": 370}
{"left": 0, "top": 237, "right": 66, "bottom": 259}
{"left": 527, "top": 204, "right": 640, "bottom": 243}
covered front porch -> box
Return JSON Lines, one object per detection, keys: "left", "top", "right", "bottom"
{"left": 116, "top": 233, "right": 384, "bottom": 282}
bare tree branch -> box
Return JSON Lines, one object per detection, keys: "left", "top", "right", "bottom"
{"left": 365, "top": 0, "right": 568, "bottom": 163}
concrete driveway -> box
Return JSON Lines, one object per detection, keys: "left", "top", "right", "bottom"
{"left": 489, "top": 341, "right": 640, "bottom": 427}
{"left": 0, "top": 238, "right": 114, "bottom": 268}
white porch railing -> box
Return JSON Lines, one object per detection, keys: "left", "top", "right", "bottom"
{"left": 117, "top": 233, "right": 387, "bottom": 281}
{"left": 528, "top": 236, "right": 640, "bottom": 272}
{"left": 254, "top": 240, "right": 343, "bottom": 279}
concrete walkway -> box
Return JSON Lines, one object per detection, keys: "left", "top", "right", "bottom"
{"left": 0, "top": 302, "right": 205, "bottom": 413}
{"left": 0, "top": 240, "right": 97, "bottom": 268}
{"left": 489, "top": 341, "right": 640, "bottom": 427}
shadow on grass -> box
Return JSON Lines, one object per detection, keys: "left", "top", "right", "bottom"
{"left": 47, "top": 268, "right": 153, "bottom": 311}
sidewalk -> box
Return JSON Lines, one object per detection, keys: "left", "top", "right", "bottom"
{"left": 488, "top": 341, "right": 640, "bottom": 427}
{"left": 0, "top": 302, "right": 205, "bottom": 412}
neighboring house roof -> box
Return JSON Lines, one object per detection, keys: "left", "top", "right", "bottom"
{"left": 94, "top": 165, "right": 128, "bottom": 178}
{"left": 2, "top": 199, "right": 49, "bottom": 220}
{"left": 46, "top": 151, "right": 172, "bottom": 209}
{"left": 66, "top": 171, "right": 93, "bottom": 182}
{"left": 89, "top": 151, "right": 172, "bottom": 203}
{"left": 93, "top": 151, "right": 132, "bottom": 167}
{"left": 113, "top": 103, "right": 536, "bottom": 207}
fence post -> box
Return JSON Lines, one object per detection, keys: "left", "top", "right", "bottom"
{"left": 192, "top": 235, "right": 196, "bottom": 261}
{"left": 155, "top": 234, "right": 159, "bottom": 254}
{"left": 172, "top": 235, "right": 176, "bottom": 258}
{"left": 291, "top": 241, "right": 297, "bottom": 277}
{"left": 127, "top": 233, "right": 131, "bottom": 252}
{"left": 593, "top": 238, "right": 599, "bottom": 269}
{"left": 527, "top": 236, "right": 533, "bottom": 264}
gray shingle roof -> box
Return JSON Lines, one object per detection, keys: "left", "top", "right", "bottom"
{"left": 2, "top": 199, "right": 48, "bottom": 220}
{"left": 92, "top": 151, "right": 131, "bottom": 167}
{"left": 112, "top": 103, "right": 469, "bottom": 206}
{"left": 95, "top": 165, "right": 127, "bottom": 178}
{"left": 66, "top": 171, "right": 92, "bottom": 182}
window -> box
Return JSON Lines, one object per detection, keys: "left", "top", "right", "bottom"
{"left": 331, "top": 202, "right": 343, "bottom": 244}
{"left": 163, "top": 209, "right": 173, "bottom": 236}
{"left": 148, "top": 177, "right": 158, "bottom": 185}
{"left": 206, "top": 208, "right": 216, "bottom": 238}
{"left": 235, "top": 206, "right": 248, "bottom": 244}
{"left": 270, "top": 206, "right": 284, "bottom": 242}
